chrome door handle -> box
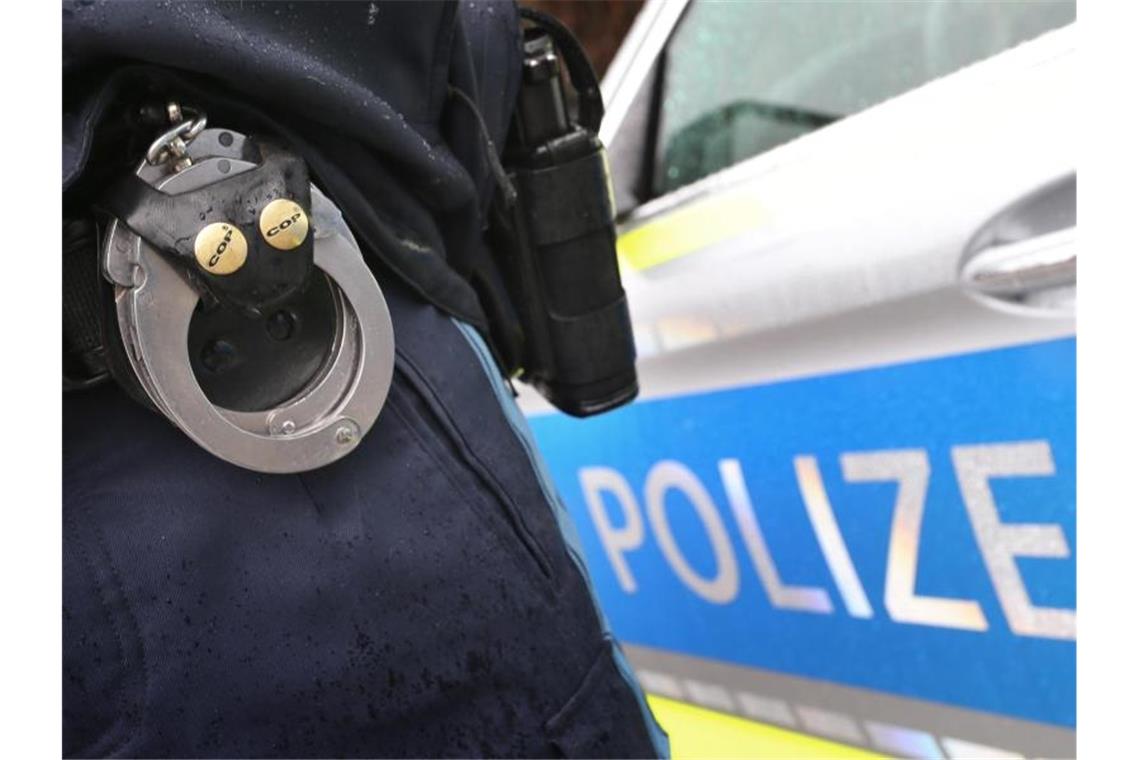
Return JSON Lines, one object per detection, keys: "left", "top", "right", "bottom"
{"left": 960, "top": 174, "right": 1075, "bottom": 314}
{"left": 961, "top": 227, "right": 1075, "bottom": 298}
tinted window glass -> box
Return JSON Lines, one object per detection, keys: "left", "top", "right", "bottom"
{"left": 655, "top": 0, "right": 1075, "bottom": 196}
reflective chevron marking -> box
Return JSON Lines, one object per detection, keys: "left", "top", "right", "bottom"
{"left": 627, "top": 644, "right": 1072, "bottom": 759}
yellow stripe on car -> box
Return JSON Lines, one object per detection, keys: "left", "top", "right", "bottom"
{"left": 646, "top": 694, "right": 884, "bottom": 760}
{"left": 616, "top": 189, "right": 766, "bottom": 272}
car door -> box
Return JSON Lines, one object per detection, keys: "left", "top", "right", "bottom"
{"left": 524, "top": 1, "right": 1076, "bottom": 758}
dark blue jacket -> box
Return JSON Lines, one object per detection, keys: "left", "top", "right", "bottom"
{"left": 64, "top": 274, "right": 667, "bottom": 757}
{"left": 63, "top": 1, "right": 668, "bottom": 756}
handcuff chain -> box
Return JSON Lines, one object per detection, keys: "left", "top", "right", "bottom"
{"left": 145, "top": 102, "right": 208, "bottom": 172}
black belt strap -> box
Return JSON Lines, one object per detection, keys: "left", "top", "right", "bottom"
{"left": 62, "top": 217, "right": 109, "bottom": 390}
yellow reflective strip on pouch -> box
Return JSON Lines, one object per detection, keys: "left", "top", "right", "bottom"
{"left": 616, "top": 190, "right": 767, "bottom": 271}
{"left": 646, "top": 694, "right": 884, "bottom": 760}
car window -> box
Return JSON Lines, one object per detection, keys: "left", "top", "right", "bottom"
{"left": 654, "top": 0, "right": 1075, "bottom": 197}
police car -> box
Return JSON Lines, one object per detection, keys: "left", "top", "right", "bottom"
{"left": 522, "top": 0, "right": 1076, "bottom": 757}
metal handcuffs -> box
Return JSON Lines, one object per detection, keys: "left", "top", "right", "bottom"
{"left": 101, "top": 118, "right": 394, "bottom": 473}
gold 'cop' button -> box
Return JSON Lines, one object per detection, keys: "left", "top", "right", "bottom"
{"left": 259, "top": 198, "right": 309, "bottom": 251}
{"left": 194, "top": 222, "right": 248, "bottom": 275}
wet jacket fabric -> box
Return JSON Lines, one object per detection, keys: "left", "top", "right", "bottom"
{"left": 62, "top": 1, "right": 668, "bottom": 756}
{"left": 63, "top": 276, "right": 667, "bottom": 757}
{"left": 64, "top": 0, "right": 520, "bottom": 336}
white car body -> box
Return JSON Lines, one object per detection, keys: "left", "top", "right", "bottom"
{"left": 524, "top": 2, "right": 1076, "bottom": 757}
